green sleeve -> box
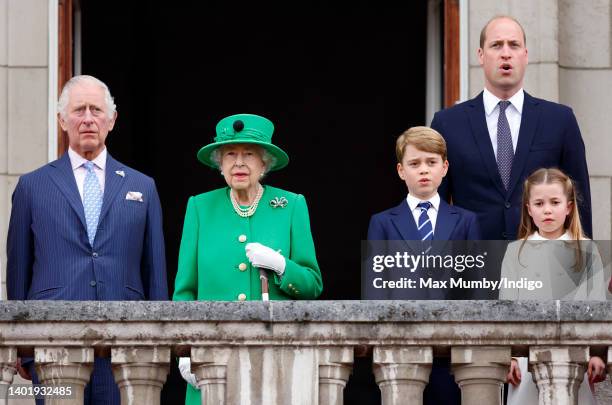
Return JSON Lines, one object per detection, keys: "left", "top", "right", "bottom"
{"left": 173, "top": 196, "right": 199, "bottom": 301}
{"left": 274, "top": 194, "right": 323, "bottom": 299}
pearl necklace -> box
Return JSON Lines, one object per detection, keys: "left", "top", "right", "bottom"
{"left": 230, "top": 185, "right": 264, "bottom": 218}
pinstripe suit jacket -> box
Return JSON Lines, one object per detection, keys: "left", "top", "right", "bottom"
{"left": 7, "top": 152, "right": 168, "bottom": 301}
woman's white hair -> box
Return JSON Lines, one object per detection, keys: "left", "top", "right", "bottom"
{"left": 57, "top": 75, "right": 116, "bottom": 119}
{"left": 211, "top": 145, "right": 277, "bottom": 174}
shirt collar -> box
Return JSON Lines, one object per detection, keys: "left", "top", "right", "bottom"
{"left": 483, "top": 87, "right": 524, "bottom": 116}
{"left": 68, "top": 147, "right": 107, "bottom": 171}
{"left": 406, "top": 192, "right": 440, "bottom": 212}
{"left": 528, "top": 230, "right": 572, "bottom": 241}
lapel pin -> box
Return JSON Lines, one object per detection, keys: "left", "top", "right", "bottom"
{"left": 115, "top": 170, "right": 125, "bottom": 178}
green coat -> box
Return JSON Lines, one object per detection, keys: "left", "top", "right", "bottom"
{"left": 173, "top": 186, "right": 323, "bottom": 405}
{"left": 173, "top": 185, "right": 322, "bottom": 302}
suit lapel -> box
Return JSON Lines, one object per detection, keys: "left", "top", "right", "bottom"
{"left": 506, "top": 92, "right": 540, "bottom": 196}
{"left": 433, "top": 200, "right": 457, "bottom": 241}
{"left": 389, "top": 200, "right": 424, "bottom": 253}
{"left": 98, "top": 154, "right": 125, "bottom": 224}
{"left": 467, "top": 93, "right": 507, "bottom": 197}
{"left": 390, "top": 200, "right": 419, "bottom": 240}
{"left": 48, "top": 153, "right": 87, "bottom": 230}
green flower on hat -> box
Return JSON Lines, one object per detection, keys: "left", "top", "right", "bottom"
{"left": 197, "top": 114, "right": 289, "bottom": 171}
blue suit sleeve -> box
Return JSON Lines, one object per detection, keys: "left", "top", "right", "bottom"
{"left": 367, "top": 214, "right": 386, "bottom": 240}
{"left": 141, "top": 179, "right": 168, "bottom": 300}
{"left": 561, "top": 109, "right": 592, "bottom": 237}
{"left": 431, "top": 112, "right": 452, "bottom": 203}
{"left": 466, "top": 212, "right": 482, "bottom": 240}
{"left": 7, "top": 177, "right": 34, "bottom": 300}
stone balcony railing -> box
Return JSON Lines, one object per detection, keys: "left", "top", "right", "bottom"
{"left": 0, "top": 300, "right": 611, "bottom": 405}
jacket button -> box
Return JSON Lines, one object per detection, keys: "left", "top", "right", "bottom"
{"left": 505, "top": 202, "right": 511, "bottom": 209}
{"left": 92, "top": 252, "right": 98, "bottom": 258}
{"left": 502, "top": 232, "right": 508, "bottom": 238}
{"left": 238, "top": 263, "right": 247, "bottom": 271}
{"left": 238, "top": 293, "right": 247, "bottom": 301}
{"left": 238, "top": 234, "right": 247, "bottom": 243}
{"left": 90, "top": 280, "right": 97, "bottom": 287}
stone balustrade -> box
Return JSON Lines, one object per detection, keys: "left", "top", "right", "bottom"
{"left": 0, "top": 300, "right": 610, "bottom": 405}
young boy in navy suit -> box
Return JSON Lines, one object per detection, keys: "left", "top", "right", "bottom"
{"left": 366, "top": 126, "right": 481, "bottom": 405}
{"left": 368, "top": 126, "right": 480, "bottom": 243}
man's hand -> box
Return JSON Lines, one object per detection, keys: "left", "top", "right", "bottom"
{"left": 15, "top": 358, "right": 32, "bottom": 381}
{"left": 507, "top": 358, "right": 521, "bottom": 387}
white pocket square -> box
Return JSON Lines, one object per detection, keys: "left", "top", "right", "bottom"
{"left": 125, "top": 191, "right": 144, "bottom": 202}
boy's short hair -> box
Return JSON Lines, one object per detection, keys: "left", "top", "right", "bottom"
{"left": 395, "top": 126, "right": 447, "bottom": 163}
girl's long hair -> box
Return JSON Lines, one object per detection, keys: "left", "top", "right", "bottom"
{"left": 517, "top": 168, "right": 585, "bottom": 270}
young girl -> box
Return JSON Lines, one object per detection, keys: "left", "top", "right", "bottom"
{"left": 500, "top": 168, "right": 607, "bottom": 405}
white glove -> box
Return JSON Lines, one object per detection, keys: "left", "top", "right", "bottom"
{"left": 245, "top": 242, "right": 286, "bottom": 276}
{"left": 178, "top": 357, "right": 198, "bottom": 389}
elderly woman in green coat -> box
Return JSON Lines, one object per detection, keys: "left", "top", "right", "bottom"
{"left": 173, "top": 113, "right": 323, "bottom": 404}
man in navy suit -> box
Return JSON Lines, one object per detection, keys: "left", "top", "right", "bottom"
{"left": 366, "top": 126, "right": 480, "bottom": 405}
{"left": 431, "top": 16, "right": 591, "bottom": 241}
{"left": 7, "top": 75, "right": 168, "bottom": 404}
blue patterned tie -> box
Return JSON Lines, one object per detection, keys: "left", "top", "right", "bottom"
{"left": 497, "top": 100, "right": 514, "bottom": 190}
{"left": 83, "top": 161, "right": 103, "bottom": 246}
{"left": 417, "top": 201, "right": 434, "bottom": 241}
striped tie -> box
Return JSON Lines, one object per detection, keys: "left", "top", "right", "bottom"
{"left": 83, "top": 161, "right": 103, "bottom": 246}
{"left": 497, "top": 100, "right": 514, "bottom": 190}
{"left": 417, "top": 201, "right": 433, "bottom": 241}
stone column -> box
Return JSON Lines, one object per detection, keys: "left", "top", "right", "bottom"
{"left": 317, "top": 347, "right": 353, "bottom": 405}
{"left": 529, "top": 346, "right": 588, "bottom": 405}
{"left": 373, "top": 346, "right": 432, "bottom": 405}
{"left": 35, "top": 347, "right": 94, "bottom": 405}
{"left": 191, "top": 347, "right": 232, "bottom": 405}
{"left": 111, "top": 346, "right": 170, "bottom": 405}
{"left": 0, "top": 347, "right": 17, "bottom": 404}
{"left": 451, "top": 346, "right": 510, "bottom": 405}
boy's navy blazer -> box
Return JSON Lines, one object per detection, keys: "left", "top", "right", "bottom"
{"left": 367, "top": 198, "right": 481, "bottom": 241}
{"left": 365, "top": 198, "right": 482, "bottom": 300}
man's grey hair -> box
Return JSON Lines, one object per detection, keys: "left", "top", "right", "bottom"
{"left": 211, "top": 145, "right": 277, "bottom": 175}
{"left": 57, "top": 75, "right": 117, "bottom": 119}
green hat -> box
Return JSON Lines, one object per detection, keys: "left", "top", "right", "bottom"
{"left": 197, "top": 114, "right": 289, "bottom": 171}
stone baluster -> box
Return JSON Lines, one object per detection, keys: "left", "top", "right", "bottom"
{"left": 317, "top": 347, "right": 354, "bottom": 405}
{"left": 373, "top": 346, "right": 432, "bottom": 405}
{"left": 529, "top": 346, "right": 588, "bottom": 405}
{"left": 191, "top": 347, "right": 232, "bottom": 405}
{"left": 0, "top": 348, "right": 17, "bottom": 405}
{"left": 451, "top": 346, "right": 510, "bottom": 405}
{"left": 111, "top": 346, "right": 170, "bottom": 405}
{"left": 35, "top": 347, "right": 94, "bottom": 405}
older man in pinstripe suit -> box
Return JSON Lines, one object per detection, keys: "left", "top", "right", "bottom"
{"left": 7, "top": 75, "right": 168, "bottom": 404}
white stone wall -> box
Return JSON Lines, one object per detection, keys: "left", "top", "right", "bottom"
{"left": 468, "top": 0, "right": 612, "bottom": 239}
{"left": 0, "top": 0, "right": 49, "bottom": 301}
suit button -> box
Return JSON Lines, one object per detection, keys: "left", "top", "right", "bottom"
{"left": 502, "top": 232, "right": 508, "bottom": 238}
{"left": 288, "top": 283, "right": 293, "bottom": 288}
{"left": 505, "top": 202, "right": 511, "bottom": 209}
{"left": 238, "top": 234, "right": 247, "bottom": 243}
{"left": 238, "top": 263, "right": 247, "bottom": 271}
{"left": 90, "top": 281, "right": 97, "bottom": 287}
{"left": 92, "top": 252, "right": 98, "bottom": 258}
{"left": 238, "top": 293, "right": 247, "bottom": 301}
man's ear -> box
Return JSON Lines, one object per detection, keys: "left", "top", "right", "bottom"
{"left": 108, "top": 111, "right": 118, "bottom": 131}
{"left": 58, "top": 113, "right": 68, "bottom": 131}
{"left": 477, "top": 47, "right": 484, "bottom": 66}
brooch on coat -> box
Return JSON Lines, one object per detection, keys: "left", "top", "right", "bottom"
{"left": 269, "top": 197, "right": 288, "bottom": 208}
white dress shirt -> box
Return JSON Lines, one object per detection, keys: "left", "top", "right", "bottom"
{"left": 406, "top": 193, "right": 440, "bottom": 233}
{"left": 483, "top": 87, "right": 524, "bottom": 159}
{"left": 68, "top": 147, "right": 107, "bottom": 201}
